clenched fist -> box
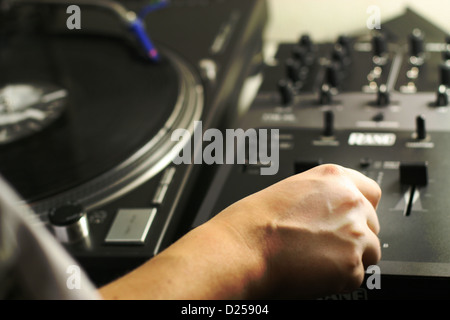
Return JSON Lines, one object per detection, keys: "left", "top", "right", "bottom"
{"left": 100, "top": 164, "right": 382, "bottom": 300}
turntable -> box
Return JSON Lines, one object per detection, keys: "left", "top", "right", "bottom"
{"left": 0, "top": 0, "right": 268, "bottom": 285}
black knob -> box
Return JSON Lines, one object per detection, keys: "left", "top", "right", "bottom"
{"left": 399, "top": 161, "right": 428, "bottom": 187}
{"left": 442, "top": 46, "right": 450, "bottom": 61}
{"left": 337, "top": 35, "right": 352, "bottom": 55}
{"left": 409, "top": 29, "right": 425, "bottom": 57}
{"left": 399, "top": 161, "right": 428, "bottom": 217}
{"left": 372, "top": 112, "right": 384, "bottom": 122}
{"left": 285, "top": 58, "right": 302, "bottom": 83}
{"left": 440, "top": 61, "right": 450, "bottom": 86}
{"left": 324, "top": 62, "right": 340, "bottom": 88}
{"left": 292, "top": 45, "right": 314, "bottom": 66}
{"left": 435, "top": 85, "right": 449, "bottom": 106}
{"left": 299, "top": 34, "right": 313, "bottom": 52}
{"left": 323, "top": 110, "right": 334, "bottom": 137}
{"left": 331, "top": 45, "right": 348, "bottom": 67}
{"left": 372, "top": 33, "right": 387, "bottom": 57}
{"left": 278, "top": 79, "right": 294, "bottom": 106}
{"left": 48, "top": 203, "right": 89, "bottom": 243}
{"left": 416, "top": 115, "right": 427, "bottom": 140}
{"left": 441, "top": 37, "right": 450, "bottom": 60}
{"left": 376, "top": 84, "right": 390, "bottom": 106}
{"left": 319, "top": 84, "right": 332, "bottom": 105}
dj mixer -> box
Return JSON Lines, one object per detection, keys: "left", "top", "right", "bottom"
{"left": 192, "top": 8, "right": 450, "bottom": 299}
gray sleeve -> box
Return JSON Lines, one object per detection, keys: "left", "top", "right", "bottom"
{"left": 0, "top": 176, "right": 101, "bottom": 300}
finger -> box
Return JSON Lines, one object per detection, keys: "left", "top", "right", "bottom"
{"left": 342, "top": 167, "right": 382, "bottom": 209}
{"left": 361, "top": 224, "right": 382, "bottom": 268}
{"left": 361, "top": 197, "right": 381, "bottom": 235}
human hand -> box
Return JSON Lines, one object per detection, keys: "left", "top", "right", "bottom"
{"left": 100, "top": 164, "right": 381, "bottom": 300}
{"left": 209, "top": 164, "right": 381, "bottom": 299}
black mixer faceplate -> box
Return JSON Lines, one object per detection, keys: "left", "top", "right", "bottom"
{"left": 0, "top": 32, "right": 181, "bottom": 203}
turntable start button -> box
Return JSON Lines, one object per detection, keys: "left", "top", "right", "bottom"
{"left": 105, "top": 208, "right": 157, "bottom": 245}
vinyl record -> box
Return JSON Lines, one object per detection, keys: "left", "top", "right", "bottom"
{"left": 0, "top": 22, "right": 203, "bottom": 212}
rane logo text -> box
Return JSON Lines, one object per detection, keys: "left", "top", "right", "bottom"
{"left": 348, "top": 132, "right": 396, "bottom": 146}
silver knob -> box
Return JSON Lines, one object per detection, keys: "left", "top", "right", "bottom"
{"left": 48, "top": 203, "right": 89, "bottom": 244}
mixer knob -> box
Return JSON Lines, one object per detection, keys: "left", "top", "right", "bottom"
{"left": 285, "top": 58, "right": 303, "bottom": 83}
{"left": 322, "top": 110, "right": 334, "bottom": 137}
{"left": 440, "top": 61, "right": 450, "bottom": 86}
{"left": 292, "top": 45, "right": 306, "bottom": 64}
{"left": 277, "top": 79, "right": 294, "bottom": 106}
{"left": 443, "top": 46, "right": 450, "bottom": 61}
{"left": 48, "top": 203, "right": 89, "bottom": 243}
{"left": 324, "top": 62, "right": 340, "bottom": 88}
{"left": 376, "top": 84, "right": 390, "bottom": 106}
{"left": 319, "top": 84, "right": 332, "bottom": 105}
{"left": 415, "top": 115, "right": 427, "bottom": 140}
{"left": 372, "top": 33, "right": 387, "bottom": 57}
{"left": 409, "top": 29, "right": 425, "bottom": 58}
{"left": 435, "top": 85, "right": 449, "bottom": 106}
{"left": 337, "top": 35, "right": 352, "bottom": 55}
{"left": 299, "top": 34, "right": 313, "bottom": 52}
{"left": 331, "top": 45, "right": 349, "bottom": 67}
{"left": 292, "top": 44, "right": 314, "bottom": 66}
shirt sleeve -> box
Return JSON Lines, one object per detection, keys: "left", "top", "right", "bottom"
{"left": 0, "top": 176, "right": 101, "bottom": 300}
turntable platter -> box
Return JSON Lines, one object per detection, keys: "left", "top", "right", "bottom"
{"left": 0, "top": 31, "right": 203, "bottom": 212}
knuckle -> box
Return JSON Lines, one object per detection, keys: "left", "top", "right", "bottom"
{"left": 316, "top": 163, "right": 345, "bottom": 177}
{"left": 339, "top": 188, "right": 366, "bottom": 211}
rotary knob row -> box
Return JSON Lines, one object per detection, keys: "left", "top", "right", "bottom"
{"left": 405, "top": 29, "right": 449, "bottom": 106}
{"left": 277, "top": 34, "right": 317, "bottom": 106}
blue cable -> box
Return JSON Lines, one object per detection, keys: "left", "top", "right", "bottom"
{"left": 129, "top": 1, "right": 170, "bottom": 62}
{"left": 129, "top": 18, "right": 160, "bottom": 61}
{"left": 138, "top": 0, "right": 169, "bottom": 20}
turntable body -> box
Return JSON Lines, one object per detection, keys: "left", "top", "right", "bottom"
{"left": 0, "top": 0, "right": 268, "bottom": 284}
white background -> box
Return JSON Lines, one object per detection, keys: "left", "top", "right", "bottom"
{"left": 265, "top": 0, "right": 450, "bottom": 43}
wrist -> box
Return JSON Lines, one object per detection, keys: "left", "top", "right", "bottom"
{"left": 207, "top": 202, "right": 275, "bottom": 299}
